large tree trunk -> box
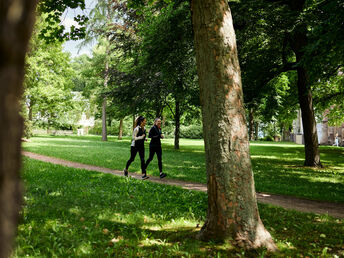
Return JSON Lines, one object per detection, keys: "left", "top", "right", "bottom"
{"left": 191, "top": 0, "right": 276, "bottom": 251}
{"left": 174, "top": 100, "right": 180, "bottom": 150}
{"left": 0, "top": 1, "right": 37, "bottom": 257}
{"left": 295, "top": 65, "right": 321, "bottom": 166}
{"left": 288, "top": 4, "right": 321, "bottom": 166}
{"left": 254, "top": 121, "right": 259, "bottom": 140}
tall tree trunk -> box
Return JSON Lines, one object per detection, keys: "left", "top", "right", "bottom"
{"left": 289, "top": 22, "right": 321, "bottom": 166}
{"left": 101, "top": 97, "right": 107, "bottom": 141}
{"left": 118, "top": 119, "right": 123, "bottom": 140}
{"left": 28, "top": 99, "right": 34, "bottom": 121}
{"left": 296, "top": 65, "right": 321, "bottom": 166}
{"left": 132, "top": 114, "right": 136, "bottom": 130}
{"left": 254, "top": 122, "right": 259, "bottom": 140}
{"left": 102, "top": 47, "right": 110, "bottom": 141}
{"left": 0, "top": 1, "right": 37, "bottom": 257}
{"left": 286, "top": 0, "right": 321, "bottom": 167}
{"left": 191, "top": 0, "right": 276, "bottom": 250}
{"left": 174, "top": 100, "right": 180, "bottom": 149}
{"left": 248, "top": 108, "right": 254, "bottom": 141}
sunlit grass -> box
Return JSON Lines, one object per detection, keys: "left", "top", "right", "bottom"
{"left": 13, "top": 158, "right": 344, "bottom": 257}
{"left": 22, "top": 135, "right": 344, "bottom": 202}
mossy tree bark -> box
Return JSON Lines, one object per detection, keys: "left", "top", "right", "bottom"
{"left": 0, "top": 1, "right": 37, "bottom": 257}
{"left": 191, "top": 0, "right": 276, "bottom": 250}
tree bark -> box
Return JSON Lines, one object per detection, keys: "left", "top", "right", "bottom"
{"left": 101, "top": 97, "right": 107, "bottom": 141}
{"left": 285, "top": 0, "right": 321, "bottom": 166}
{"left": 132, "top": 114, "right": 136, "bottom": 130}
{"left": 289, "top": 23, "right": 321, "bottom": 166}
{"left": 174, "top": 100, "right": 180, "bottom": 150}
{"left": 102, "top": 47, "right": 110, "bottom": 141}
{"left": 191, "top": 0, "right": 276, "bottom": 251}
{"left": 296, "top": 65, "right": 321, "bottom": 166}
{"left": 0, "top": 1, "right": 37, "bottom": 257}
{"left": 254, "top": 122, "right": 259, "bottom": 140}
{"left": 118, "top": 118, "right": 123, "bottom": 140}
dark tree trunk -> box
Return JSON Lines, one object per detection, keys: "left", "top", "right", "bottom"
{"left": 28, "top": 99, "right": 34, "bottom": 121}
{"left": 132, "top": 114, "right": 136, "bottom": 130}
{"left": 248, "top": 108, "right": 254, "bottom": 141}
{"left": 295, "top": 64, "right": 321, "bottom": 166}
{"left": 191, "top": 0, "right": 276, "bottom": 250}
{"left": 254, "top": 122, "right": 259, "bottom": 140}
{"left": 101, "top": 97, "right": 107, "bottom": 141}
{"left": 102, "top": 48, "right": 110, "bottom": 141}
{"left": 174, "top": 100, "right": 180, "bottom": 150}
{"left": 0, "top": 1, "right": 37, "bottom": 257}
{"left": 288, "top": 1, "right": 321, "bottom": 166}
{"left": 118, "top": 119, "right": 123, "bottom": 140}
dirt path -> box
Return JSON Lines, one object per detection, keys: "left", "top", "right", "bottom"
{"left": 22, "top": 151, "right": 344, "bottom": 219}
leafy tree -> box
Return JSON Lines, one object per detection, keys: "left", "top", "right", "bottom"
{"left": 24, "top": 16, "right": 76, "bottom": 131}
{"left": 230, "top": 0, "right": 344, "bottom": 166}
{"left": 37, "top": 0, "right": 88, "bottom": 41}
{"left": 137, "top": 1, "right": 198, "bottom": 149}
{"left": 110, "top": 1, "right": 198, "bottom": 148}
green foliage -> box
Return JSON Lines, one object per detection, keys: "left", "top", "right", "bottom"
{"left": 23, "top": 15, "right": 80, "bottom": 130}
{"left": 23, "top": 119, "right": 33, "bottom": 139}
{"left": 180, "top": 125, "right": 203, "bottom": 139}
{"left": 261, "top": 135, "right": 274, "bottom": 142}
{"left": 231, "top": 0, "right": 344, "bottom": 134}
{"left": 89, "top": 118, "right": 133, "bottom": 136}
{"left": 37, "top": 0, "right": 88, "bottom": 42}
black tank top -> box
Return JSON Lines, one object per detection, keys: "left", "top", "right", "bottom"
{"left": 135, "top": 127, "right": 146, "bottom": 148}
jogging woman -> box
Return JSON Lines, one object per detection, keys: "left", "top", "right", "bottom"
{"left": 124, "top": 116, "right": 149, "bottom": 180}
{"left": 145, "top": 118, "right": 166, "bottom": 178}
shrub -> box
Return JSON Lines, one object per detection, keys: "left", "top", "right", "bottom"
{"left": 180, "top": 124, "right": 203, "bottom": 139}
{"left": 261, "top": 135, "right": 274, "bottom": 141}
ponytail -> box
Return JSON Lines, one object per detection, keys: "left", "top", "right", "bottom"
{"left": 135, "top": 116, "right": 145, "bottom": 127}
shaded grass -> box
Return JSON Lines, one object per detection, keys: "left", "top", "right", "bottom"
{"left": 13, "top": 158, "right": 344, "bottom": 257}
{"left": 22, "top": 135, "right": 344, "bottom": 203}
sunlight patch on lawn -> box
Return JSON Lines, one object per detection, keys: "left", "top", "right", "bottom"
{"left": 69, "top": 207, "right": 82, "bottom": 215}
{"left": 48, "top": 191, "right": 62, "bottom": 197}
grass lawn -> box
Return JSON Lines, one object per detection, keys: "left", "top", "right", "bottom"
{"left": 14, "top": 157, "right": 344, "bottom": 257}
{"left": 22, "top": 135, "right": 344, "bottom": 203}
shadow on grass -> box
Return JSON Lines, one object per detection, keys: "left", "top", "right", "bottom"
{"left": 15, "top": 158, "right": 344, "bottom": 257}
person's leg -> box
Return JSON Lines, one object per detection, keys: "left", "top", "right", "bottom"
{"left": 138, "top": 147, "right": 146, "bottom": 173}
{"left": 156, "top": 146, "right": 166, "bottom": 178}
{"left": 145, "top": 146, "right": 156, "bottom": 170}
{"left": 124, "top": 146, "right": 138, "bottom": 176}
{"left": 138, "top": 147, "right": 149, "bottom": 180}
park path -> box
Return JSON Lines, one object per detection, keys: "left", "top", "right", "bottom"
{"left": 22, "top": 151, "right": 344, "bottom": 219}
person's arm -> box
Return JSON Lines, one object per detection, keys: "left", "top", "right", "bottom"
{"left": 150, "top": 126, "right": 161, "bottom": 139}
{"left": 132, "top": 127, "right": 145, "bottom": 140}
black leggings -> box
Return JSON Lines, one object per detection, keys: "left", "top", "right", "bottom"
{"left": 145, "top": 145, "right": 162, "bottom": 172}
{"left": 125, "top": 146, "right": 145, "bottom": 173}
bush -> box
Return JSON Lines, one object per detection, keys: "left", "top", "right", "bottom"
{"left": 180, "top": 124, "right": 203, "bottom": 139}
{"left": 23, "top": 119, "right": 33, "bottom": 139}
{"left": 261, "top": 135, "right": 274, "bottom": 141}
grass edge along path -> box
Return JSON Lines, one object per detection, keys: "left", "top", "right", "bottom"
{"left": 22, "top": 151, "right": 344, "bottom": 219}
